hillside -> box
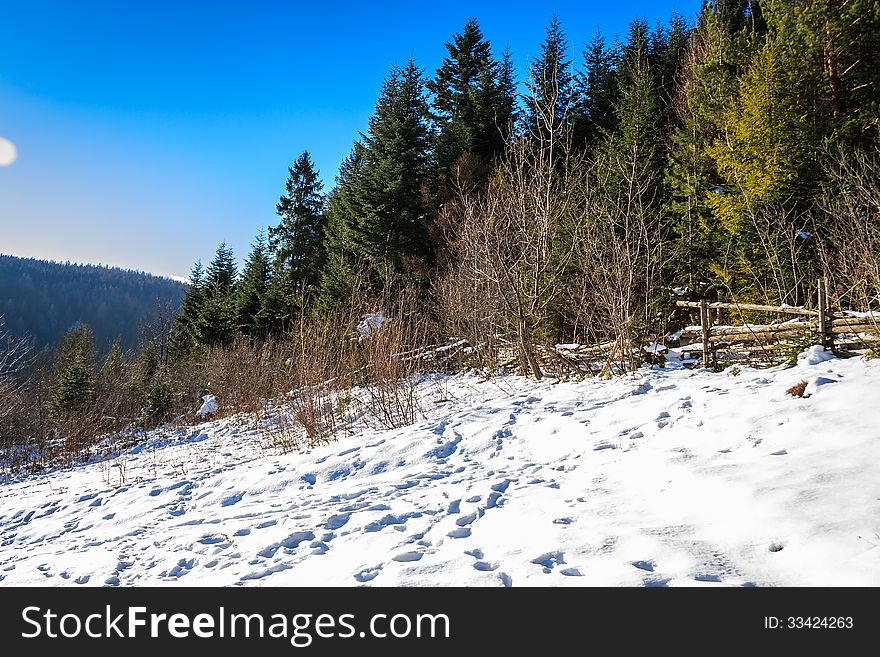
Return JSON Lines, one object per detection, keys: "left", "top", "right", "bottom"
{"left": 1, "top": 347, "right": 877, "bottom": 586}
{"left": 0, "top": 253, "right": 187, "bottom": 351}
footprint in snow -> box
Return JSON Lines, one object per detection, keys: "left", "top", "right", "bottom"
{"left": 221, "top": 492, "right": 244, "bottom": 507}
{"left": 354, "top": 564, "right": 383, "bottom": 582}
{"left": 447, "top": 527, "right": 472, "bottom": 538}
{"left": 632, "top": 560, "right": 655, "bottom": 572}
{"left": 473, "top": 561, "right": 498, "bottom": 572}
{"left": 643, "top": 576, "right": 671, "bottom": 587}
{"left": 456, "top": 511, "right": 480, "bottom": 527}
{"left": 392, "top": 551, "right": 423, "bottom": 563}
{"left": 324, "top": 513, "right": 350, "bottom": 530}
{"left": 531, "top": 551, "right": 565, "bottom": 573}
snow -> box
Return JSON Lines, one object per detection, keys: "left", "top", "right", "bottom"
{"left": 2, "top": 347, "right": 880, "bottom": 586}
{"left": 197, "top": 394, "right": 217, "bottom": 417}
{"left": 166, "top": 275, "right": 192, "bottom": 286}
{"left": 672, "top": 287, "right": 687, "bottom": 296}
{"left": 356, "top": 311, "right": 392, "bottom": 337}
{"left": 798, "top": 345, "right": 835, "bottom": 366}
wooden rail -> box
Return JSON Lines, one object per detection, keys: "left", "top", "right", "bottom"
{"left": 671, "top": 279, "right": 870, "bottom": 368}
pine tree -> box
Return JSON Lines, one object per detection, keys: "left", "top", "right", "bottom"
{"left": 316, "top": 147, "right": 366, "bottom": 311}
{"left": 525, "top": 15, "right": 574, "bottom": 144}
{"left": 572, "top": 31, "right": 618, "bottom": 151}
{"left": 428, "top": 18, "right": 513, "bottom": 182}
{"left": 602, "top": 22, "right": 664, "bottom": 202}
{"left": 269, "top": 151, "right": 326, "bottom": 313}
{"left": 344, "top": 59, "right": 434, "bottom": 283}
{"left": 48, "top": 325, "right": 97, "bottom": 421}
{"left": 171, "top": 260, "right": 205, "bottom": 355}
{"left": 664, "top": 0, "right": 768, "bottom": 295}
{"left": 194, "top": 244, "right": 239, "bottom": 347}
{"left": 235, "top": 234, "right": 271, "bottom": 335}
{"left": 764, "top": 0, "right": 880, "bottom": 146}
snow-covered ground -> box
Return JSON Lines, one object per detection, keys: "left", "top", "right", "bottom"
{"left": 2, "top": 348, "right": 879, "bottom": 586}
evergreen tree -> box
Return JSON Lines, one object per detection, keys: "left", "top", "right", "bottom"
{"left": 498, "top": 45, "right": 520, "bottom": 135}
{"left": 343, "top": 59, "right": 434, "bottom": 283}
{"left": 316, "top": 147, "right": 366, "bottom": 311}
{"left": 203, "top": 243, "right": 238, "bottom": 297}
{"left": 572, "top": 31, "right": 618, "bottom": 151}
{"left": 525, "top": 15, "right": 574, "bottom": 143}
{"left": 602, "top": 21, "right": 665, "bottom": 202}
{"left": 764, "top": 0, "right": 880, "bottom": 146}
{"left": 428, "top": 18, "right": 513, "bottom": 183}
{"left": 235, "top": 234, "right": 271, "bottom": 335}
{"left": 194, "top": 244, "right": 239, "bottom": 347}
{"left": 269, "top": 151, "right": 326, "bottom": 313}
{"left": 664, "top": 0, "right": 768, "bottom": 295}
{"left": 171, "top": 260, "right": 204, "bottom": 355}
{"left": 101, "top": 339, "right": 125, "bottom": 377}
{"left": 705, "top": 40, "right": 815, "bottom": 294}
{"left": 48, "top": 325, "right": 97, "bottom": 421}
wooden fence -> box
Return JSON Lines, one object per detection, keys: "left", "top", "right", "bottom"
{"left": 674, "top": 279, "right": 880, "bottom": 369}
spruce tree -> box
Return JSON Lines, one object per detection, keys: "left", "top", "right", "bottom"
{"left": 101, "top": 339, "right": 125, "bottom": 377}
{"left": 269, "top": 151, "right": 326, "bottom": 313}
{"left": 235, "top": 234, "right": 271, "bottom": 335}
{"left": 573, "top": 31, "right": 618, "bottom": 151}
{"left": 194, "top": 244, "right": 239, "bottom": 347}
{"left": 664, "top": 0, "right": 767, "bottom": 296}
{"left": 602, "top": 22, "right": 664, "bottom": 203}
{"left": 316, "top": 147, "right": 366, "bottom": 311}
{"left": 525, "top": 15, "right": 574, "bottom": 144}
{"left": 48, "top": 325, "right": 97, "bottom": 421}
{"left": 172, "top": 260, "right": 205, "bottom": 354}
{"left": 344, "top": 59, "right": 434, "bottom": 283}
{"left": 498, "top": 46, "right": 519, "bottom": 134}
{"left": 428, "top": 18, "right": 512, "bottom": 181}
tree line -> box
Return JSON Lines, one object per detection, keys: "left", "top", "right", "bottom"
{"left": 177, "top": 2, "right": 880, "bottom": 356}
{"left": 0, "top": 254, "right": 185, "bottom": 351}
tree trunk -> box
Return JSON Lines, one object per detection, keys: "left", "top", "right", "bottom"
{"left": 519, "top": 318, "right": 543, "bottom": 380}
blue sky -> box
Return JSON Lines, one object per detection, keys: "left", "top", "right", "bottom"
{"left": 0, "top": 0, "right": 699, "bottom": 279}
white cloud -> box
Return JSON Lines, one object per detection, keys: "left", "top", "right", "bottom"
{"left": 0, "top": 136, "right": 17, "bottom": 166}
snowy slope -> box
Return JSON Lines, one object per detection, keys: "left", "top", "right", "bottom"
{"left": 1, "top": 349, "right": 879, "bottom": 587}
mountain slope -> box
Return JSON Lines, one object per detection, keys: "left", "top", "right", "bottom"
{"left": 0, "top": 253, "right": 186, "bottom": 351}
{"left": 1, "top": 348, "right": 878, "bottom": 586}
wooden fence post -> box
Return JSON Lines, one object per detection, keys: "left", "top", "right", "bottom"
{"left": 817, "top": 278, "right": 833, "bottom": 351}
{"left": 700, "top": 299, "right": 711, "bottom": 369}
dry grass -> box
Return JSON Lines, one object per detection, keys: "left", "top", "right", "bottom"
{"left": 786, "top": 380, "right": 809, "bottom": 398}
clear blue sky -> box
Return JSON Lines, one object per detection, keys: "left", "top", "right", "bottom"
{"left": 0, "top": 0, "right": 699, "bottom": 279}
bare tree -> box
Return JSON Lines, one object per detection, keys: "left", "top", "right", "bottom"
{"left": 0, "top": 318, "right": 33, "bottom": 423}
{"left": 816, "top": 142, "right": 880, "bottom": 313}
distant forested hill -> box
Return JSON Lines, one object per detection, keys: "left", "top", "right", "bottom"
{"left": 0, "top": 253, "right": 187, "bottom": 351}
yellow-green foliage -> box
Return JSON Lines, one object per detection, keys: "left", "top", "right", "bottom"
{"left": 706, "top": 42, "right": 811, "bottom": 235}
